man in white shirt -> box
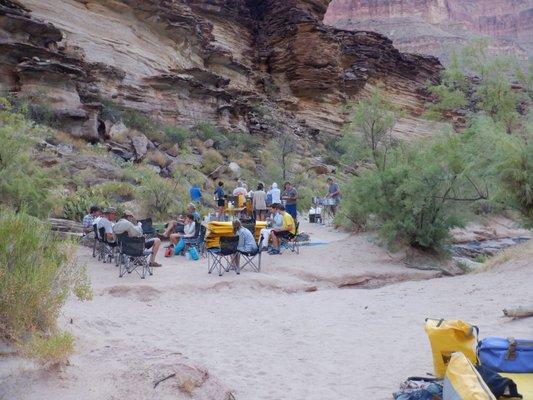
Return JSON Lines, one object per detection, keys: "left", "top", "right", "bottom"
{"left": 96, "top": 207, "right": 117, "bottom": 243}
{"left": 113, "top": 210, "right": 162, "bottom": 267}
{"left": 268, "top": 182, "right": 281, "bottom": 205}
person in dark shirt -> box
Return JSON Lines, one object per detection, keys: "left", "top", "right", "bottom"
{"left": 214, "top": 181, "right": 225, "bottom": 218}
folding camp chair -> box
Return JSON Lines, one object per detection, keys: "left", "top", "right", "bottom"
{"left": 92, "top": 223, "right": 99, "bottom": 257}
{"left": 114, "top": 232, "right": 128, "bottom": 267}
{"left": 138, "top": 218, "right": 156, "bottom": 238}
{"left": 280, "top": 222, "right": 300, "bottom": 254}
{"left": 98, "top": 227, "right": 117, "bottom": 263}
{"left": 239, "top": 233, "right": 263, "bottom": 273}
{"left": 119, "top": 236, "right": 153, "bottom": 279}
{"left": 183, "top": 223, "right": 206, "bottom": 258}
{"left": 207, "top": 235, "right": 239, "bottom": 276}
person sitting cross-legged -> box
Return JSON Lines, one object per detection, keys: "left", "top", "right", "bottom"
{"left": 168, "top": 213, "right": 196, "bottom": 256}
{"left": 113, "top": 210, "right": 162, "bottom": 267}
{"left": 268, "top": 203, "right": 295, "bottom": 255}
{"left": 161, "top": 203, "right": 200, "bottom": 239}
{"left": 230, "top": 219, "right": 258, "bottom": 274}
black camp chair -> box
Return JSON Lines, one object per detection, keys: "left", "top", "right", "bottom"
{"left": 138, "top": 218, "right": 156, "bottom": 238}
{"left": 183, "top": 222, "right": 206, "bottom": 257}
{"left": 98, "top": 227, "right": 117, "bottom": 263}
{"left": 207, "top": 236, "right": 239, "bottom": 276}
{"left": 280, "top": 222, "right": 300, "bottom": 254}
{"left": 239, "top": 233, "right": 263, "bottom": 273}
{"left": 114, "top": 232, "right": 128, "bottom": 267}
{"left": 119, "top": 236, "right": 153, "bottom": 279}
{"left": 92, "top": 223, "right": 99, "bottom": 257}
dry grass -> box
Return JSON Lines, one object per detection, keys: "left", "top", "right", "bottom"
{"left": 24, "top": 331, "right": 74, "bottom": 368}
{"left": 481, "top": 240, "right": 533, "bottom": 271}
{"left": 148, "top": 150, "right": 169, "bottom": 167}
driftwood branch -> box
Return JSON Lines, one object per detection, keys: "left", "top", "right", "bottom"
{"left": 502, "top": 306, "right": 533, "bottom": 319}
{"left": 153, "top": 373, "right": 176, "bottom": 388}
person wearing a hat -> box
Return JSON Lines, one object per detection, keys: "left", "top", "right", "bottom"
{"left": 96, "top": 207, "right": 118, "bottom": 243}
{"left": 160, "top": 203, "right": 200, "bottom": 239}
{"left": 113, "top": 210, "right": 162, "bottom": 267}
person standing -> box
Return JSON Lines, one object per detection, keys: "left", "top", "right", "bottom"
{"left": 214, "top": 181, "right": 225, "bottom": 219}
{"left": 282, "top": 181, "right": 298, "bottom": 221}
{"left": 252, "top": 182, "right": 267, "bottom": 221}
{"left": 189, "top": 184, "right": 202, "bottom": 204}
{"left": 267, "top": 182, "right": 281, "bottom": 206}
{"left": 326, "top": 177, "right": 341, "bottom": 216}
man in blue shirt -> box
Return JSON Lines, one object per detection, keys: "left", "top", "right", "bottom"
{"left": 189, "top": 184, "right": 202, "bottom": 203}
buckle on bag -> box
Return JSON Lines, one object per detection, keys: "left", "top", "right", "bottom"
{"left": 505, "top": 337, "right": 517, "bottom": 360}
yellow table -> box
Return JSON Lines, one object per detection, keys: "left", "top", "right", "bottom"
{"left": 205, "top": 220, "right": 267, "bottom": 248}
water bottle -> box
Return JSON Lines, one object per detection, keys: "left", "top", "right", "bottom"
{"left": 185, "top": 251, "right": 191, "bottom": 260}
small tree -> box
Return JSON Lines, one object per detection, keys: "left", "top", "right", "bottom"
{"left": 275, "top": 133, "right": 297, "bottom": 181}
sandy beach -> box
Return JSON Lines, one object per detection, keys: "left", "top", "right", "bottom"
{"left": 1, "top": 222, "right": 532, "bottom": 400}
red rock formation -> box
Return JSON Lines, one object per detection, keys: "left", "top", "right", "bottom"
{"left": 325, "top": 0, "right": 532, "bottom": 63}
{"left": 0, "top": 0, "right": 442, "bottom": 141}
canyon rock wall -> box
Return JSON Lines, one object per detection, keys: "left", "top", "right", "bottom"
{"left": 325, "top": 0, "right": 533, "bottom": 64}
{"left": 0, "top": 0, "right": 442, "bottom": 142}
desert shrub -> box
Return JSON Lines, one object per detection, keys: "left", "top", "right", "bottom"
{"left": 0, "top": 100, "right": 57, "bottom": 217}
{"left": 163, "top": 125, "right": 190, "bottom": 146}
{"left": 62, "top": 182, "right": 133, "bottom": 221}
{"left": 201, "top": 149, "right": 224, "bottom": 173}
{"left": 99, "top": 98, "right": 123, "bottom": 123}
{"left": 5, "top": 92, "right": 59, "bottom": 128}
{"left": 0, "top": 211, "right": 89, "bottom": 363}
{"left": 122, "top": 109, "right": 156, "bottom": 133}
{"left": 24, "top": 331, "right": 75, "bottom": 367}
{"left": 136, "top": 168, "right": 187, "bottom": 220}
{"left": 194, "top": 122, "right": 220, "bottom": 142}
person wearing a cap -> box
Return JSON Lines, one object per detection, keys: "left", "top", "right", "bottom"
{"left": 113, "top": 210, "right": 162, "bottom": 267}
{"left": 96, "top": 207, "right": 118, "bottom": 243}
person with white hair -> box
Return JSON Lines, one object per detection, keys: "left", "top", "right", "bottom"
{"left": 267, "top": 182, "right": 281, "bottom": 206}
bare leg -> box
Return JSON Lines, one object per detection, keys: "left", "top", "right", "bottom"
{"left": 150, "top": 238, "right": 161, "bottom": 263}
{"left": 169, "top": 233, "right": 180, "bottom": 245}
{"left": 163, "top": 220, "right": 177, "bottom": 237}
{"left": 270, "top": 231, "right": 279, "bottom": 250}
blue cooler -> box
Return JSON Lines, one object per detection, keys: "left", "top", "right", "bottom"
{"left": 478, "top": 337, "right": 533, "bottom": 373}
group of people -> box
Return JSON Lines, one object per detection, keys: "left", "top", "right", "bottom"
{"left": 83, "top": 206, "right": 162, "bottom": 267}
{"left": 213, "top": 180, "right": 299, "bottom": 222}
{"left": 82, "top": 177, "right": 339, "bottom": 270}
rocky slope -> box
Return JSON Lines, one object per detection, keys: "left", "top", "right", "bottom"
{"left": 0, "top": 0, "right": 442, "bottom": 144}
{"left": 325, "top": 0, "right": 533, "bottom": 64}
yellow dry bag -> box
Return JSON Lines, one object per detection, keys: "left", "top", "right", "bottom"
{"left": 443, "top": 352, "right": 496, "bottom": 400}
{"left": 425, "top": 318, "right": 478, "bottom": 378}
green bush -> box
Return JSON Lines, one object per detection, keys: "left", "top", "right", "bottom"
{"left": 99, "top": 99, "right": 123, "bottom": 123}
{"left": 24, "top": 331, "right": 75, "bottom": 368}
{"left": 136, "top": 167, "right": 187, "bottom": 220}
{"left": 201, "top": 149, "right": 224, "bottom": 174}
{"left": 0, "top": 211, "right": 89, "bottom": 362}
{"left": 0, "top": 100, "right": 57, "bottom": 217}
{"left": 4, "top": 92, "right": 59, "bottom": 128}
{"left": 163, "top": 125, "right": 190, "bottom": 146}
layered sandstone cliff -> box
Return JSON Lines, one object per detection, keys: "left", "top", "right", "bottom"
{"left": 325, "top": 0, "right": 532, "bottom": 64}
{"left": 0, "top": 0, "right": 442, "bottom": 142}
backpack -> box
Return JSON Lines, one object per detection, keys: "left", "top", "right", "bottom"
{"left": 475, "top": 365, "right": 522, "bottom": 399}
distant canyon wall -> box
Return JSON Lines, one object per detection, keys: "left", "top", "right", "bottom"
{"left": 325, "top": 0, "right": 533, "bottom": 63}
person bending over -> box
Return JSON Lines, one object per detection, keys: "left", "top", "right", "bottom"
{"left": 169, "top": 214, "right": 196, "bottom": 255}
{"left": 231, "top": 219, "right": 258, "bottom": 273}
{"left": 268, "top": 204, "right": 295, "bottom": 255}
{"left": 113, "top": 210, "right": 162, "bottom": 267}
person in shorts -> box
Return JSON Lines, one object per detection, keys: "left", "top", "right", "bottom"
{"left": 268, "top": 204, "right": 295, "bottom": 255}
{"left": 214, "top": 181, "right": 225, "bottom": 218}
{"left": 113, "top": 210, "right": 162, "bottom": 267}
{"left": 326, "top": 177, "right": 341, "bottom": 216}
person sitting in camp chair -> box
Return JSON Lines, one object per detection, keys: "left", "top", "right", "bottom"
{"left": 259, "top": 203, "right": 283, "bottom": 250}
{"left": 230, "top": 219, "right": 258, "bottom": 273}
{"left": 96, "top": 207, "right": 118, "bottom": 243}
{"left": 160, "top": 203, "right": 200, "bottom": 239}
{"left": 82, "top": 205, "right": 102, "bottom": 235}
{"left": 268, "top": 203, "right": 295, "bottom": 255}
{"left": 168, "top": 213, "right": 196, "bottom": 256}
{"left": 113, "top": 210, "right": 162, "bottom": 267}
